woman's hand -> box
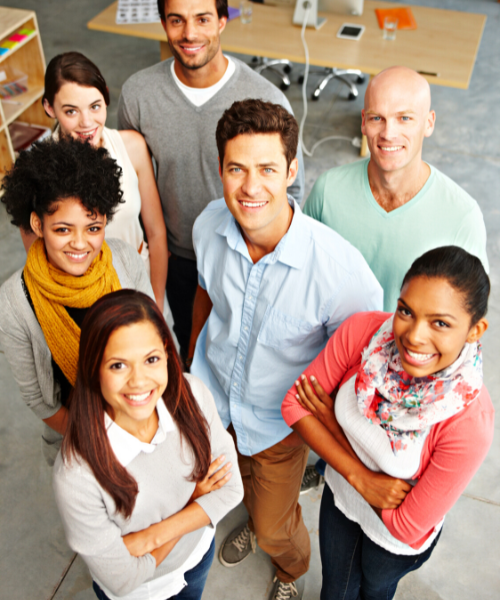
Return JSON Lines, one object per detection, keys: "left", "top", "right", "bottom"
{"left": 123, "top": 529, "right": 157, "bottom": 557}
{"left": 295, "top": 375, "right": 336, "bottom": 432}
{"left": 351, "top": 470, "right": 412, "bottom": 510}
{"left": 296, "top": 374, "right": 412, "bottom": 511}
{"left": 190, "top": 455, "right": 232, "bottom": 503}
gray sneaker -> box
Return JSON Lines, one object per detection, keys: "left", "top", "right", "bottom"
{"left": 219, "top": 522, "right": 256, "bottom": 567}
{"left": 300, "top": 464, "right": 324, "bottom": 494}
{"left": 269, "top": 575, "right": 305, "bottom": 600}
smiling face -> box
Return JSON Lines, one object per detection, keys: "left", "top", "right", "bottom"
{"left": 162, "top": 0, "right": 226, "bottom": 72}
{"left": 393, "top": 276, "right": 487, "bottom": 377}
{"left": 221, "top": 132, "right": 298, "bottom": 250}
{"left": 361, "top": 67, "right": 435, "bottom": 175}
{"left": 30, "top": 197, "right": 106, "bottom": 276}
{"left": 99, "top": 321, "right": 169, "bottom": 436}
{"left": 43, "top": 82, "right": 107, "bottom": 147}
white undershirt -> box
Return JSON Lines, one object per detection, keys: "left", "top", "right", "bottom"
{"left": 325, "top": 375, "right": 444, "bottom": 556}
{"left": 171, "top": 55, "right": 235, "bottom": 106}
{"left": 96, "top": 402, "right": 214, "bottom": 600}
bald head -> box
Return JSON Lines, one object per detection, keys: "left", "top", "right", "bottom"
{"left": 365, "top": 66, "right": 431, "bottom": 114}
{"left": 361, "top": 66, "right": 435, "bottom": 176}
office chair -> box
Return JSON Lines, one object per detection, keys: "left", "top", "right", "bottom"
{"left": 299, "top": 68, "right": 365, "bottom": 100}
{"left": 251, "top": 56, "right": 292, "bottom": 91}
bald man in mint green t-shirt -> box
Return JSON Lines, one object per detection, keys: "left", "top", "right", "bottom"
{"left": 303, "top": 67, "right": 488, "bottom": 312}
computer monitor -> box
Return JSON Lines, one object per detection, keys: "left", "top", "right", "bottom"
{"left": 293, "top": 0, "right": 364, "bottom": 30}
{"left": 319, "top": 0, "right": 364, "bottom": 16}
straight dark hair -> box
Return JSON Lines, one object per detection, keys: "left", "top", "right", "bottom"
{"left": 62, "top": 290, "right": 211, "bottom": 518}
{"left": 402, "top": 246, "right": 490, "bottom": 325}
{"left": 157, "top": 0, "right": 229, "bottom": 21}
{"left": 43, "top": 52, "right": 110, "bottom": 113}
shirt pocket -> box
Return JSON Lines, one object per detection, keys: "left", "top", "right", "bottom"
{"left": 257, "top": 305, "right": 315, "bottom": 350}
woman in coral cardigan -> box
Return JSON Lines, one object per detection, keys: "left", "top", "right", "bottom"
{"left": 282, "top": 246, "right": 494, "bottom": 600}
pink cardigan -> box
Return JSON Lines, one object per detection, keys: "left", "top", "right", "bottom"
{"left": 281, "top": 311, "right": 494, "bottom": 549}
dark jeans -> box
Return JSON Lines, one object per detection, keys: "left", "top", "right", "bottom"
{"left": 319, "top": 485, "right": 440, "bottom": 600}
{"left": 92, "top": 538, "right": 215, "bottom": 600}
{"left": 166, "top": 253, "right": 199, "bottom": 363}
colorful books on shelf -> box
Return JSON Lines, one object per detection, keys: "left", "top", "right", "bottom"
{"left": 0, "top": 28, "right": 35, "bottom": 56}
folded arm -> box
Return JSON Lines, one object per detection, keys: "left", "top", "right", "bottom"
{"left": 381, "top": 396, "right": 494, "bottom": 548}
{"left": 283, "top": 313, "right": 410, "bottom": 509}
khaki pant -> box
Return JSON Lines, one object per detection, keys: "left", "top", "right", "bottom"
{"left": 234, "top": 432, "right": 311, "bottom": 583}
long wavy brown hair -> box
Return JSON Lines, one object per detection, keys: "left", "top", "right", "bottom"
{"left": 62, "top": 289, "right": 211, "bottom": 518}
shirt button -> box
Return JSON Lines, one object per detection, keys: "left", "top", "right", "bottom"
{"left": 248, "top": 295, "right": 252, "bottom": 300}
{"left": 244, "top": 326, "right": 249, "bottom": 331}
{"left": 239, "top": 355, "right": 243, "bottom": 360}
{"left": 233, "top": 382, "right": 238, "bottom": 387}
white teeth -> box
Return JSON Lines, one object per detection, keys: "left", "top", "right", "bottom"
{"left": 407, "top": 349, "right": 435, "bottom": 361}
{"left": 66, "top": 252, "right": 87, "bottom": 259}
{"left": 126, "top": 392, "right": 151, "bottom": 402}
{"left": 241, "top": 201, "right": 267, "bottom": 208}
{"left": 380, "top": 146, "right": 402, "bottom": 152}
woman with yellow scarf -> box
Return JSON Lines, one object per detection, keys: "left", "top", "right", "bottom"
{"left": 0, "top": 137, "right": 155, "bottom": 464}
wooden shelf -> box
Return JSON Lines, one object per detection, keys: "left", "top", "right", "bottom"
{"left": 0, "top": 31, "right": 37, "bottom": 64}
{"left": 1, "top": 85, "right": 44, "bottom": 127}
{"left": 0, "top": 7, "right": 51, "bottom": 181}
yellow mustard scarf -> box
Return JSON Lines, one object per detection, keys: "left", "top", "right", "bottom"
{"left": 24, "top": 238, "right": 121, "bottom": 386}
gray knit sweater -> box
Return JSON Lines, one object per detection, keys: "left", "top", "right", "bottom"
{"left": 52, "top": 373, "right": 243, "bottom": 597}
{"left": 117, "top": 57, "right": 305, "bottom": 261}
{"left": 0, "top": 238, "right": 154, "bottom": 464}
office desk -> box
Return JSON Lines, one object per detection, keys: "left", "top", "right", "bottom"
{"left": 88, "top": 1, "right": 486, "bottom": 154}
{"left": 88, "top": 1, "right": 485, "bottom": 88}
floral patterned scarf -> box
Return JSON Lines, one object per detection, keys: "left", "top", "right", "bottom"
{"left": 355, "top": 315, "right": 483, "bottom": 455}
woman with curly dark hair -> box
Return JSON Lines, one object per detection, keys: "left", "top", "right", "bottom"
{"left": 40, "top": 52, "right": 172, "bottom": 327}
{"left": 0, "top": 137, "right": 154, "bottom": 464}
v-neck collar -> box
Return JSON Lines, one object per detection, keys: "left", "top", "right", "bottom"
{"left": 362, "top": 159, "right": 435, "bottom": 218}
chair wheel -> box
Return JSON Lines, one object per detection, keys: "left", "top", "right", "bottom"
{"left": 356, "top": 75, "right": 366, "bottom": 84}
{"left": 298, "top": 75, "right": 304, "bottom": 84}
{"left": 251, "top": 56, "right": 259, "bottom": 64}
{"left": 311, "top": 93, "right": 320, "bottom": 101}
{"left": 348, "top": 92, "right": 357, "bottom": 101}
{"left": 280, "top": 82, "right": 290, "bottom": 91}
{"left": 283, "top": 65, "right": 292, "bottom": 74}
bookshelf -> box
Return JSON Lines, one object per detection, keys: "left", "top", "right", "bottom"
{"left": 0, "top": 6, "right": 53, "bottom": 183}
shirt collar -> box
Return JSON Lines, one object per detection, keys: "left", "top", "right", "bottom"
{"left": 104, "top": 399, "right": 176, "bottom": 467}
{"left": 215, "top": 196, "right": 309, "bottom": 270}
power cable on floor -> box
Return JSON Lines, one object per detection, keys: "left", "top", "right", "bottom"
{"left": 298, "top": 3, "right": 361, "bottom": 157}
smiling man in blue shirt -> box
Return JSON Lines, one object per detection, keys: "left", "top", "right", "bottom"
{"left": 189, "top": 99, "right": 383, "bottom": 600}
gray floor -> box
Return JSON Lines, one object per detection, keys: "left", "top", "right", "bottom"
{"left": 0, "top": 0, "right": 499, "bottom": 598}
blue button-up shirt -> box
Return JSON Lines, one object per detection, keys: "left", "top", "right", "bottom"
{"left": 191, "top": 198, "right": 383, "bottom": 456}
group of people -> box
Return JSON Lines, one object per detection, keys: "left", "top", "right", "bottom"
{"left": 0, "top": 1, "right": 494, "bottom": 600}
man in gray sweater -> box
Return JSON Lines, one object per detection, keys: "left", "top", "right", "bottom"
{"left": 118, "top": 0, "right": 305, "bottom": 362}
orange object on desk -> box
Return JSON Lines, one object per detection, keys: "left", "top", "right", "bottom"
{"left": 375, "top": 7, "right": 417, "bottom": 30}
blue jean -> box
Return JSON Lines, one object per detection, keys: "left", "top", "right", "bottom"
{"left": 319, "top": 485, "right": 440, "bottom": 600}
{"left": 92, "top": 538, "right": 215, "bottom": 600}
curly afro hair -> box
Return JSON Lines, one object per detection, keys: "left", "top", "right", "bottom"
{"left": 1, "top": 136, "right": 124, "bottom": 232}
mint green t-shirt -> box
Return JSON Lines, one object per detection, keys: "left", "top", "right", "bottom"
{"left": 304, "top": 159, "right": 489, "bottom": 312}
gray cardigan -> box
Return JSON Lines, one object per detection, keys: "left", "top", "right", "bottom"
{"left": 0, "top": 238, "right": 154, "bottom": 463}
{"left": 53, "top": 373, "right": 244, "bottom": 597}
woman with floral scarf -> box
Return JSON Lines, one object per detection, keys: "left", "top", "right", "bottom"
{"left": 281, "top": 246, "right": 493, "bottom": 600}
